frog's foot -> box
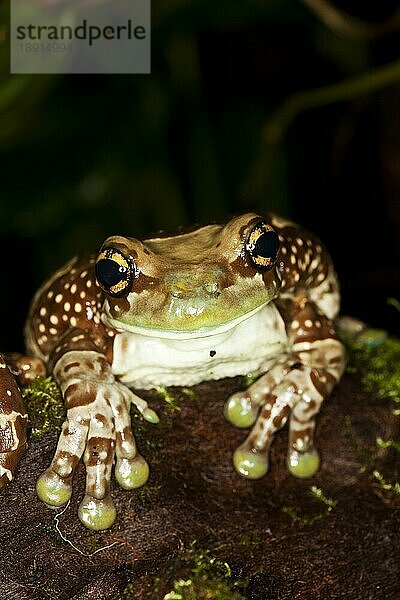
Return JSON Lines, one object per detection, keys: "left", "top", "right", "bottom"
{"left": 232, "top": 365, "right": 335, "bottom": 480}
{"left": 224, "top": 361, "right": 288, "bottom": 429}
{"left": 287, "top": 447, "right": 320, "bottom": 478}
{"left": 231, "top": 377, "right": 304, "bottom": 480}
{"left": 36, "top": 380, "right": 152, "bottom": 531}
{"left": 287, "top": 396, "right": 322, "bottom": 478}
{"left": 233, "top": 444, "right": 269, "bottom": 479}
{"left": 113, "top": 386, "right": 150, "bottom": 490}
{"left": 224, "top": 391, "right": 259, "bottom": 429}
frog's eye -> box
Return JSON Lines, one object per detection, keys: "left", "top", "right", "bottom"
{"left": 246, "top": 221, "right": 280, "bottom": 271}
{"left": 95, "top": 248, "right": 133, "bottom": 297}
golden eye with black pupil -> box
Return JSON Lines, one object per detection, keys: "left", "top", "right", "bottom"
{"left": 95, "top": 248, "right": 133, "bottom": 297}
{"left": 246, "top": 221, "right": 280, "bottom": 271}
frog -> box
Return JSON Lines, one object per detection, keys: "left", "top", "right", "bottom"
{"left": 1, "top": 212, "right": 345, "bottom": 531}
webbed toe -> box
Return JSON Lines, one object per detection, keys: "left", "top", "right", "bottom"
{"left": 78, "top": 494, "right": 116, "bottom": 531}
{"left": 287, "top": 448, "right": 320, "bottom": 478}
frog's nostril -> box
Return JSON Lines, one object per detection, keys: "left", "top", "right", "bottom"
{"left": 203, "top": 282, "right": 220, "bottom": 298}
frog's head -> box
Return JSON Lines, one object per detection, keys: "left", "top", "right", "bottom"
{"left": 95, "top": 213, "right": 281, "bottom": 338}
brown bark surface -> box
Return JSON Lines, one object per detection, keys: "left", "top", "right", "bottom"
{"left": 0, "top": 372, "right": 399, "bottom": 599}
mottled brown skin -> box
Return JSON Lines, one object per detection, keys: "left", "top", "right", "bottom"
{"left": 0, "top": 212, "right": 345, "bottom": 529}
{"left": 0, "top": 354, "right": 28, "bottom": 489}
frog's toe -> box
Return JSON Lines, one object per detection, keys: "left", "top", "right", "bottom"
{"left": 288, "top": 448, "right": 320, "bottom": 478}
{"left": 115, "top": 454, "right": 150, "bottom": 490}
{"left": 233, "top": 447, "right": 269, "bottom": 479}
{"left": 78, "top": 494, "right": 116, "bottom": 531}
{"left": 224, "top": 393, "right": 258, "bottom": 428}
{"left": 36, "top": 469, "right": 72, "bottom": 507}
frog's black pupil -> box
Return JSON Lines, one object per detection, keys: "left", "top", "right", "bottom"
{"left": 254, "top": 230, "right": 280, "bottom": 259}
{"left": 95, "top": 259, "right": 125, "bottom": 288}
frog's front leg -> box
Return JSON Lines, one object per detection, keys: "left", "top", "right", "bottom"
{"left": 227, "top": 301, "right": 345, "bottom": 479}
{"left": 36, "top": 334, "right": 157, "bottom": 530}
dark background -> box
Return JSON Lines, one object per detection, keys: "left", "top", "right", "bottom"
{"left": 0, "top": 0, "right": 399, "bottom": 350}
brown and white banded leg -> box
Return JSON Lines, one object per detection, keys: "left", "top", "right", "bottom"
{"left": 36, "top": 349, "right": 157, "bottom": 530}
{"left": 231, "top": 304, "right": 345, "bottom": 479}
{"left": 0, "top": 355, "right": 28, "bottom": 489}
{"left": 112, "top": 385, "right": 150, "bottom": 491}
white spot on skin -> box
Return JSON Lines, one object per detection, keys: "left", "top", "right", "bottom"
{"left": 6, "top": 390, "right": 11, "bottom": 396}
{"left": 47, "top": 290, "right": 54, "bottom": 299}
{"left": 291, "top": 245, "right": 297, "bottom": 254}
{"left": 64, "top": 283, "right": 70, "bottom": 290}
{"left": 86, "top": 280, "right": 92, "bottom": 288}
{"left": 80, "top": 270, "right": 88, "bottom": 279}
{"left": 315, "top": 320, "right": 322, "bottom": 328}
{"left": 72, "top": 335, "right": 85, "bottom": 342}
{"left": 62, "top": 315, "right": 68, "bottom": 322}
{"left": 290, "top": 255, "right": 296, "bottom": 265}
{"left": 317, "top": 273, "right": 325, "bottom": 282}
{"left": 297, "top": 238, "right": 303, "bottom": 246}
{"left": 305, "top": 319, "right": 313, "bottom": 328}
{"left": 49, "top": 327, "right": 58, "bottom": 335}
{"left": 50, "top": 315, "right": 58, "bottom": 325}
{"left": 70, "top": 284, "right": 77, "bottom": 294}
{"left": 281, "top": 246, "right": 287, "bottom": 255}
{"left": 80, "top": 291, "right": 86, "bottom": 299}
{"left": 64, "top": 302, "right": 71, "bottom": 311}
{"left": 70, "top": 316, "right": 77, "bottom": 327}
{"left": 74, "top": 303, "right": 82, "bottom": 313}
{"left": 292, "top": 320, "right": 299, "bottom": 329}
{"left": 294, "top": 273, "right": 300, "bottom": 282}
{"left": 55, "top": 294, "right": 63, "bottom": 303}
{"left": 39, "top": 324, "right": 46, "bottom": 333}
{"left": 40, "top": 307, "right": 47, "bottom": 316}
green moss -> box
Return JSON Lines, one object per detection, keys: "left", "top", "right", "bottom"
{"left": 161, "top": 545, "right": 248, "bottom": 600}
{"left": 376, "top": 437, "right": 400, "bottom": 453}
{"left": 181, "top": 388, "right": 196, "bottom": 400}
{"left": 163, "top": 577, "right": 245, "bottom": 600}
{"left": 156, "top": 386, "right": 182, "bottom": 413}
{"left": 341, "top": 415, "right": 374, "bottom": 473}
{"left": 282, "top": 486, "right": 337, "bottom": 525}
{"left": 342, "top": 330, "right": 400, "bottom": 497}
{"left": 373, "top": 471, "right": 400, "bottom": 497}
{"left": 22, "top": 376, "right": 65, "bottom": 437}
{"left": 345, "top": 334, "right": 400, "bottom": 409}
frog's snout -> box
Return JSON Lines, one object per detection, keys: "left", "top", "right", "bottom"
{"left": 170, "top": 280, "right": 221, "bottom": 300}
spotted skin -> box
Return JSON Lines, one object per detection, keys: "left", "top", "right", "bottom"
{"left": 0, "top": 354, "right": 28, "bottom": 489}
{"left": 0, "top": 211, "right": 345, "bottom": 530}
{"left": 230, "top": 215, "right": 345, "bottom": 477}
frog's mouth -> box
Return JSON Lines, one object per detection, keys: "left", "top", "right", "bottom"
{"left": 103, "top": 302, "right": 269, "bottom": 340}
